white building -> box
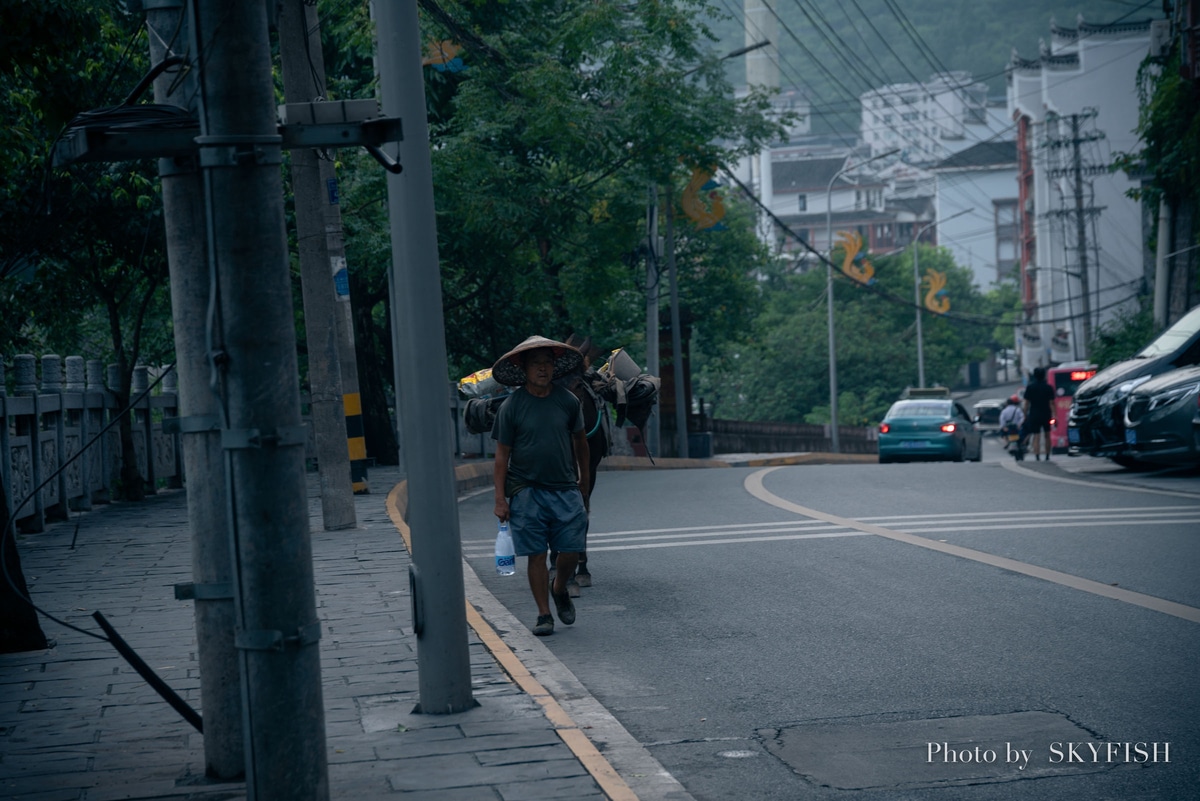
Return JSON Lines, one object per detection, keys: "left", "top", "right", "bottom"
{"left": 1008, "top": 16, "right": 1171, "bottom": 365}
{"left": 861, "top": 72, "right": 1011, "bottom": 164}
{"left": 930, "top": 141, "right": 1020, "bottom": 290}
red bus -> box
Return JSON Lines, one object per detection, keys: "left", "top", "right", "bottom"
{"left": 1048, "top": 363, "right": 1097, "bottom": 453}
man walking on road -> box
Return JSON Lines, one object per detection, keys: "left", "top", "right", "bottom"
{"left": 492, "top": 336, "right": 590, "bottom": 636}
{"left": 1022, "top": 366, "right": 1056, "bottom": 461}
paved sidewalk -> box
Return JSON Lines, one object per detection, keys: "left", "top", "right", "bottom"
{"left": 0, "top": 465, "right": 609, "bottom": 801}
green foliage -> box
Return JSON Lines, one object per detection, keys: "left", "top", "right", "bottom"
{"left": 322, "top": 0, "right": 787, "bottom": 379}
{"left": 1115, "top": 49, "right": 1200, "bottom": 209}
{"left": 1086, "top": 300, "right": 1157, "bottom": 369}
{"left": 0, "top": 1, "right": 172, "bottom": 370}
{"left": 696, "top": 244, "right": 997, "bottom": 424}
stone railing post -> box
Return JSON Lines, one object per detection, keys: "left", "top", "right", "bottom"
{"left": 0, "top": 357, "right": 8, "bottom": 523}
{"left": 105, "top": 364, "right": 123, "bottom": 496}
{"left": 41, "top": 356, "right": 69, "bottom": 521}
{"left": 13, "top": 355, "right": 44, "bottom": 531}
{"left": 132, "top": 365, "right": 155, "bottom": 494}
{"left": 86, "top": 360, "right": 111, "bottom": 503}
{"left": 162, "top": 366, "right": 183, "bottom": 488}
{"left": 64, "top": 355, "right": 91, "bottom": 511}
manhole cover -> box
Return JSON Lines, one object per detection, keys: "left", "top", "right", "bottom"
{"left": 761, "top": 711, "right": 1141, "bottom": 790}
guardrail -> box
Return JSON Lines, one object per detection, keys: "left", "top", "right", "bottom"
{"left": 1, "top": 355, "right": 181, "bottom": 533}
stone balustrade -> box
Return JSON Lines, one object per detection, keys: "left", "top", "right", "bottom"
{"left": 1, "top": 355, "right": 182, "bottom": 532}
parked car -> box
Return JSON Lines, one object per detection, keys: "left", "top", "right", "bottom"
{"left": 878, "top": 399, "right": 983, "bottom": 463}
{"left": 971, "top": 398, "right": 1008, "bottom": 434}
{"left": 1121, "top": 365, "right": 1200, "bottom": 467}
{"left": 1069, "top": 304, "right": 1200, "bottom": 464}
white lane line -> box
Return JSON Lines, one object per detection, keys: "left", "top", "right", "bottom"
{"left": 463, "top": 515, "right": 1200, "bottom": 556}
{"left": 463, "top": 530, "right": 872, "bottom": 556}
{"left": 460, "top": 518, "right": 820, "bottom": 544}
{"left": 901, "top": 517, "right": 1200, "bottom": 535}
{"left": 461, "top": 506, "right": 1199, "bottom": 545}
{"left": 1000, "top": 458, "right": 1200, "bottom": 499}
{"left": 745, "top": 467, "right": 1200, "bottom": 624}
{"left": 862, "top": 505, "right": 1198, "bottom": 523}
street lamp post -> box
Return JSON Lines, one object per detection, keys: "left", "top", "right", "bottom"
{"left": 824, "top": 149, "right": 897, "bottom": 452}
{"left": 912, "top": 207, "right": 973, "bottom": 387}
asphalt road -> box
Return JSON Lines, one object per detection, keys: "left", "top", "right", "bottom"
{"left": 459, "top": 451, "right": 1200, "bottom": 800}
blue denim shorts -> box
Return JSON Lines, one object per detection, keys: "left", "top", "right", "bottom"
{"left": 508, "top": 487, "right": 588, "bottom": 556}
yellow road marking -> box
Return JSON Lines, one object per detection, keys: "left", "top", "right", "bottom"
{"left": 745, "top": 467, "right": 1200, "bottom": 624}
{"left": 385, "top": 479, "right": 640, "bottom": 801}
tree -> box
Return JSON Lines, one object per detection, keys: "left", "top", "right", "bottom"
{"left": 697, "top": 243, "right": 994, "bottom": 425}
{"left": 316, "top": 0, "right": 787, "bottom": 449}
{"left": 1, "top": 2, "right": 173, "bottom": 499}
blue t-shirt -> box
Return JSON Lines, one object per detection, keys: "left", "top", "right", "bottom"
{"left": 492, "top": 385, "right": 583, "bottom": 496}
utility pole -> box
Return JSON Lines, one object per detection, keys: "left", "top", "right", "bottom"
{"left": 664, "top": 185, "right": 689, "bottom": 459}
{"left": 190, "top": 0, "right": 329, "bottom": 796}
{"left": 375, "top": 0, "right": 474, "bottom": 714}
{"left": 278, "top": 0, "right": 357, "bottom": 530}
{"left": 1044, "top": 111, "right": 1105, "bottom": 355}
{"left": 146, "top": 1, "right": 242, "bottom": 778}
{"left": 645, "top": 186, "right": 660, "bottom": 456}
{"left": 1070, "top": 113, "right": 1093, "bottom": 346}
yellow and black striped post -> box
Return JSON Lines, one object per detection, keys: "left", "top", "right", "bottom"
{"left": 344, "top": 392, "right": 369, "bottom": 493}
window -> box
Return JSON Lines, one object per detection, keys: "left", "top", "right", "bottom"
{"left": 994, "top": 200, "right": 1020, "bottom": 282}
{"left": 797, "top": 194, "right": 807, "bottom": 212}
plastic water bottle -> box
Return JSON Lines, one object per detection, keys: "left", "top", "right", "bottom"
{"left": 494, "top": 522, "right": 516, "bottom": 576}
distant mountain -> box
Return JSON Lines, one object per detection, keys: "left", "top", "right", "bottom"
{"left": 705, "top": 0, "right": 1156, "bottom": 133}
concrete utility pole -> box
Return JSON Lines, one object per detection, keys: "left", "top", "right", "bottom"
{"left": 278, "top": 0, "right": 357, "bottom": 530}
{"left": 1070, "top": 113, "right": 1093, "bottom": 347}
{"left": 644, "top": 185, "right": 660, "bottom": 456}
{"left": 375, "top": 0, "right": 474, "bottom": 713}
{"left": 664, "top": 186, "right": 689, "bottom": 459}
{"left": 190, "top": 0, "right": 329, "bottom": 796}
{"left": 146, "top": 2, "right": 242, "bottom": 778}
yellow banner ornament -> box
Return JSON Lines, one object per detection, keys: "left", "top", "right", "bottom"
{"left": 922, "top": 269, "right": 950, "bottom": 314}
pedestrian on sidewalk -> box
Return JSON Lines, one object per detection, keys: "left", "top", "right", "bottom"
{"left": 1022, "top": 366, "right": 1055, "bottom": 461}
{"left": 491, "top": 336, "right": 590, "bottom": 636}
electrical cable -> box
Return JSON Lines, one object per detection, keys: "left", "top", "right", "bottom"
{"left": 721, "top": 165, "right": 1144, "bottom": 328}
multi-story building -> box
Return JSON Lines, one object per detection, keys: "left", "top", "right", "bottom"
{"left": 861, "top": 73, "right": 1010, "bottom": 164}
{"left": 930, "top": 141, "right": 1020, "bottom": 291}
{"left": 1008, "top": 16, "right": 1170, "bottom": 365}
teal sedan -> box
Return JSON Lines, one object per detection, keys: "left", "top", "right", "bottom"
{"left": 878, "top": 399, "right": 983, "bottom": 463}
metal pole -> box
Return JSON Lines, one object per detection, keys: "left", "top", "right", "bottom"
{"left": 192, "top": 0, "right": 328, "bottom": 796}
{"left": 912, "top": 207, "right": 971, "bottom": 388}
{"left": 913, "top": 237, "right": 925, "bottom": 388}
{"left": 147, "top": 0, "right": 243, "bottom": 778}
{"left": 824, "top": 171, "right": 840, "bottom": 453}
{"left": 375, "top": 0, "right": 474, "bottom": 714}
{"left": 824, "top": 149, "right": 897, "bottom": 451}
{"left": 278, "top": 0, "right": 356, "bottom": 530}
{"left": 665, "top": 184, "right": 688, "bottom": 459}
{"left": 1154, "top": 196, "right": 1170, "bottom": 329}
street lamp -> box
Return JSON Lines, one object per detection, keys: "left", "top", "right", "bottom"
{"left": 912, "top": 207, "right": 973, "bottom": 387}
{"left": 824, "top": 148, "right": 898, "bottom": 452}
{"left": 655, "top": 39, "right": 771, "bottom": 459}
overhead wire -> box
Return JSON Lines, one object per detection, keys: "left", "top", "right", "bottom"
{"left": 714, "top": 0, "right": 858, "bottom": 146}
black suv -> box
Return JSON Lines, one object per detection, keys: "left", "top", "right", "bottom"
{"left": 1068, "top": 304, "right": 1200, "bottom": 463}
